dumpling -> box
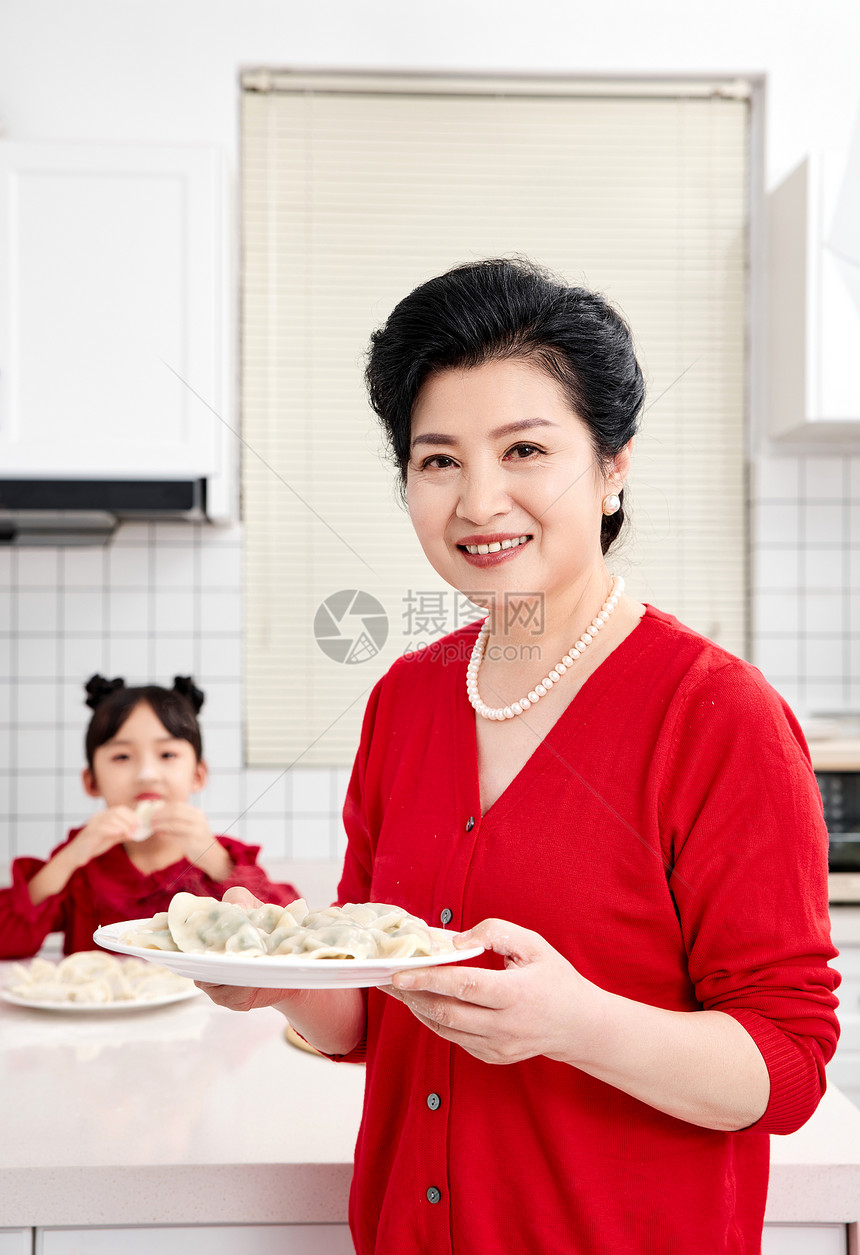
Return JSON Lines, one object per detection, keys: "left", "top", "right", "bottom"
{"left": 296, "top": 922, "right": 374, "bottom": 960}
{"left": 67, "top": 978, "right": 113, "bottom": 1003}
{"left": 266, "top": 929, "right": 305, "bottom": 956}
{"left": 338, "top": 902, "right": 415, "bottom": 931}
{"left": 428, "top": 926, "right": 457, "bottom": 953}
{"left": 247, "top": 899, "right": 308, "bottom": 933}
{"left": 166, "top": 892, "right": 267, "bottom": 956}
{"left": 369, "top": 923, "right": 434, "bottom": 959}
{"left": 124, "top": 911, "right": 179, "bottom": 951}
{"left": 300, "top": 906, "right": 344, "bottom": 931}
{"left": 130, "top": 798, "right": 163, "bottom": 842}
{"left": 57, "top": 951, "right": 119, "bottom": 981}
{"left": 257, "top": 899, "right": 310, "bottom": 955}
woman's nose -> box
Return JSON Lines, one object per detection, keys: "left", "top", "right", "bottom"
{"left": 455, "top": 465, "right": 511, "bottom": 525}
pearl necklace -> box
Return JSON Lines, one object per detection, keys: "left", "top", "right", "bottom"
{"left": 466, "top": 575, "right": 625, "bottom": 721}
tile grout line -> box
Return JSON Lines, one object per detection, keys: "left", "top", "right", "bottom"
{"left": 55, "top": 548, "right": 65, "bottom": 826}
{"left": 8, "top": 548, "right": 19, "bottom": 858}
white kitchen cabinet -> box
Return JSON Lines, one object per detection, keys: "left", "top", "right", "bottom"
{"left": 0, "top": 1231, "right": 31, "bottom": 1255}
{"left": 767, "top": 152, "right": 860, "bottom": 441}
{"left": 0, "top": 141, "right": 234, "bottom": 520}
{"left": 30, "top": 1223, "right": 852, "bottom": 1254}
{"left": 36, "top": 1226, "right": 353, "bottom": 1255}
{"left": 762, "top": 1223, "right": 847, "bottom": 1253}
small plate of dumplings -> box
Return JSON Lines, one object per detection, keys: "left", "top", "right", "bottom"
{"left": 94, "top": 893, "right": 484, "bottom": 989}
{"left": 1, "top": 950, "right": 199, "bottom": 1012}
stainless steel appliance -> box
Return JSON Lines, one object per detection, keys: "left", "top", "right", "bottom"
{"left": 807, "top": 722, "right": 860, "bottom": 903}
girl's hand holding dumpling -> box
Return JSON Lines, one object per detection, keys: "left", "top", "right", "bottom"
{"left": 32, "top": 805, "right": 143, "bottom": 903}
{"left": 148, "top": 800, "right": 232, "bottom": 881}
{"left": 71, "top": 806, "right": 141, "bottom": 862}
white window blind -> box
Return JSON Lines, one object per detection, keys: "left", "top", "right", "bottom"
{"left": 241, "top": 76, "right": 749, "bottom": 767}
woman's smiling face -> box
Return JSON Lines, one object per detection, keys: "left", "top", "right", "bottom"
{"left": 406, "top": 357, "right": 629, "bottom": 607}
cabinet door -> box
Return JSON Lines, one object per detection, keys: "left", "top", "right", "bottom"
{"left": 0, "top": 142, "right": 231, "bottom": 512}
{"left": 36, "top": 1225, "right": 354, "bottom": 1255}
{"left": 0, "top": 1231, "right": 32, "bottom": 1255}
{"left": 762, "top": 1223, "right": 847, "bottom": 1254}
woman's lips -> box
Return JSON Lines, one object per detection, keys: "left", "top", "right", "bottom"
{"left": 456, "top": 536, "right": 533, "bottom": 569}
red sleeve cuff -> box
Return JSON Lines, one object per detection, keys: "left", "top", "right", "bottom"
{"left": 315, "top": 988, "right": 369, "bottom": 1064}
{"left": 326, "top": 1036, "right": 368, "bottom": 1064}
{"left": 207, "top": 837, "right": 302, "bottom": 906}
{"left": 215, "top": 836, "right": 263, "bottom": 867}
{"left": 725, "top": 1008, "right": 826, "bottom": 1135}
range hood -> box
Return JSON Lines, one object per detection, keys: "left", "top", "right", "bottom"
{"left": 0, "top": 479, "right": 206, "bottom": 546}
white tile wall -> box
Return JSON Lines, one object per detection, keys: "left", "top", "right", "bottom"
{"left": 1, "top": 452, "right": 859, "bottom": 868}
{"left": 753, "top": 452, "right": 860, "bottom": 713}
{"left": 0, "top": 521, "right": 349, "bottom": 866}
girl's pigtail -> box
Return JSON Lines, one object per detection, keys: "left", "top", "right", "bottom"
{"left": 84, "top": 674, "right": 125, "bottom": 711}
{"left": 172, "top": 675, "right": 205, "bottom": 713}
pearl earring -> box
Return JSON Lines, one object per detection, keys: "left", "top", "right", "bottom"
{"left": 602, "top": 493, "right": 621, "bottom": 517}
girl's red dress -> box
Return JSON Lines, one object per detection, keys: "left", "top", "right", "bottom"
{"left": 0, "top": 834, "right": 300, "bottom": 957}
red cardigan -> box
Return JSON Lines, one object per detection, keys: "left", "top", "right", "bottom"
{"left": 0, "top": 832, "right": 300, "bottom": 958}
{"left": 337, "top": 605, "right": 840, "bottom": 1255}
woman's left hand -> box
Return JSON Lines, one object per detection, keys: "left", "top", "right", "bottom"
{"left": 384, "top": 918, "right": 605, "bottom": 1066}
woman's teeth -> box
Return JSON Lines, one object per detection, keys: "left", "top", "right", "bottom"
{"left": 462, "top": 535, "right": 531, "bottom": 555}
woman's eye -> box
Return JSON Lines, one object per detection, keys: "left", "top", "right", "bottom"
{"left": 505, "top": 443, "right": 543, "bottom": 460}
{"left": 421, "top": 454, "right": 456, "bottom": 470}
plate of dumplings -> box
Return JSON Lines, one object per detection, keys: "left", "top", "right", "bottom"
{"left": 94, "top": 892, "right": 484, "bottom": 989}
{"left": 1, "top": 950, "right": 199, "bottom": 1012}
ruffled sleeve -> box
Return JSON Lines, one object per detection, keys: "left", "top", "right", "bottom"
{"left": 190, "top": 835, "right": 302, "bottom": 906}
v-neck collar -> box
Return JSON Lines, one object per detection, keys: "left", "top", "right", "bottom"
{"left": 457, "top": 604, "right": 656, "bottom": 823}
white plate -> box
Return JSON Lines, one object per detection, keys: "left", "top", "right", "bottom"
{"left": 94, "top": 919, "right": 485, "bottom": 989}
{"left": 0, "top": 985, "right": 200, "bottom": 1013}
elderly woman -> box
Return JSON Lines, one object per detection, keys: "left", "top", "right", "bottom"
{"left": 203, "top": 259, "right": 839, "bottom": 1254}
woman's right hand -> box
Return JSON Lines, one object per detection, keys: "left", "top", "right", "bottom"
{"left": 194, "top": 981, "right": 312, "bottom": 1016}
{"left": 194, "top": 885, "right": 311, "bottom": 1015}
{"left": 195, "top": 886, "right": 366, "bottom": 1054}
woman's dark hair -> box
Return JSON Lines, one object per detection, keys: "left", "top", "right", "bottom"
{"left": 83, "top": 675, "right": 205, "bottom": 769}
{"left": 365, "top": 257, "right": 645, "bottom": 554}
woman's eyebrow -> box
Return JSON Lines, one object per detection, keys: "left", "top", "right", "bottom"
{"left": 411, "top": 417, "right": 558, "bottom": 449}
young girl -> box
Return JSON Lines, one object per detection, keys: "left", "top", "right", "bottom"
{"left": 0, "top": 674, "right": 300, "bottom": 958}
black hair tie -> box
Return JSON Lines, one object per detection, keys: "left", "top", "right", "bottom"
{"left": 84, "top": 674, "right": 126, "bottom": 711}
{"left": 172, "top": 675, "right": 205, "bottom": 713}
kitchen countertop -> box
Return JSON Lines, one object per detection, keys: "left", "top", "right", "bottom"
{"left": 2, "top": 954, "right": 860, "bottom": 1231}
{"left": 0, "top": 975, "right": 365, "bottom": 1228}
